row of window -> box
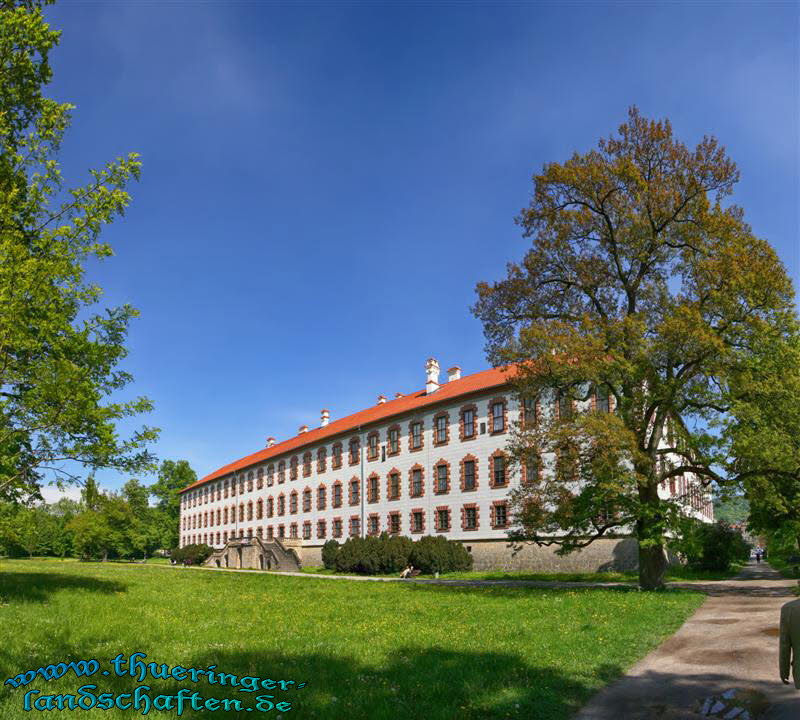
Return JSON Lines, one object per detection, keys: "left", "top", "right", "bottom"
{"left": 182, "top": 399, "right": 517, "bottom": 509}
{"left": 181, "top": 501, "right": 510, "bottom": 547}
{"left": 181, "top": 452, "right": 521, "bottom": 530}
{"left": 182, "top": 387, "right": 615, "bottom": 510}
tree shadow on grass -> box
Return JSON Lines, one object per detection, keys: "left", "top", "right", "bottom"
{"left": 176, "top": 647, "right": 618, "bottom": 720}
{"left": 0, "top": 641, "right": 616, "bottom": 720}
{"left": 0, "top": 571, "right": 126, "bottom": 604}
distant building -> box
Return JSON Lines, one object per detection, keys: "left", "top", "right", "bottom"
{"left": 179, "top": 359, "right": 713, "bottom": 571}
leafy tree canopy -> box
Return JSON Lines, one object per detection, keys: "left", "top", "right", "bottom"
{"left": 0, "top": 0, "right": 158, "bottom": 503}
{"left": 151, "top": 459, "right": 196, "bottom": 549}
{"left": 474, "top": 108, "right": 798, "bottom": 589}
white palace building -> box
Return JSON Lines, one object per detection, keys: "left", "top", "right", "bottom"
{"left": 178, "top": 359, "right": 713, "bottom": 571}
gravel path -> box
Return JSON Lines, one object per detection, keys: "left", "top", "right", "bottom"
{"left": 572, "top": 561, "right": 800, "bottom": 719}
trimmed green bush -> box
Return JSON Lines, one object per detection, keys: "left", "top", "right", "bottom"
{"left": 330, "top": 534, "right": 470, "bottom": 575}
{"left": 170, "top": 543, "right": 213, "bottom": 566}
{"left": 409, "top": 535, "right": 473, "bottom": 574}
{"left": 321, "top": 539, "right": 340, "bottom": 570}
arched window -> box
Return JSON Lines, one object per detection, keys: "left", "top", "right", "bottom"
{"left": 332, "top": 481, "right": 342, "bottom": 508}
{"left": 289, "top": 491, "right": 298, "bottom": 514}
{"left": 367, "top": 432, "right": 380, "bottom": 461}
{"left": 290, "top": 456, "right": 298, "bottom": 481}
{"left": 433, "top": 412, "right": 449, "bottom": 445}
{"left": 278, "top": 461, "right": 286, "bottom": 483}
{"left": 349, "top": 477, "right": 360, "bottom": 505}
{"left": 317, "top": 447, "right": 327, "bottom": 473}
{"left": 302, "top": 488, "right": 312, "bottom": 512}
{"left": 257, "top": 467, "right": 264, "bottom": 489}
{"left": 256, "top": 498, "right": 263, "bottom": 519}
{"left": 490, "top": 398, "right": 507, "bottom": 434}
{"left": 302, "top": 452, "right": 312, "bottom": 477}
{"left": 317, "top": 485, "right": 327, "bottom": 510}
{"left": 367, "top": 473, "right": 380, "bottom": 503}
{"left": 348, "top": 437, "right": 360, "bottom": 466}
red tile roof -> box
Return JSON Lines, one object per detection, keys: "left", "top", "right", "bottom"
{"left": 181, "top": 364, "right": 517, "bottom": 494}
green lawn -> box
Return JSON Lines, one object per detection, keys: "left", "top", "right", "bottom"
{"left": 0, "top": 559, "right": 704, "bottom": 720}
{"left": 302, "top": 564, "right": 743, "bottom": 583}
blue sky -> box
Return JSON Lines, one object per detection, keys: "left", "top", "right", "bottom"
{"left": 41, "top": 1, "right": 799, "bottom": 498}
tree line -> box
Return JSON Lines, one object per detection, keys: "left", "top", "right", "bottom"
{"left": 0, "top": 460, "right": 195, "bottom": 561}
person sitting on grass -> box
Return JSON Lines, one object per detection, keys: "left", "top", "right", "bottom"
{"left": 400, "top": 565, "right": 414, "bottom": 579}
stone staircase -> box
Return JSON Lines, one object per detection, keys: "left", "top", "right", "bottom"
{"left": 204, "top": 536, "right": 302, "bottom": 572}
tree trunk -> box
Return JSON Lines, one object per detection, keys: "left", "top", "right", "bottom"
{"left": 102, "top": 550, "right": 108, "bottom": 562}
{"left": 637, "top": 475, "right": 667, "bottom": 590}
{"left": 638, "top": 540, "right": 667, "bottom": 590}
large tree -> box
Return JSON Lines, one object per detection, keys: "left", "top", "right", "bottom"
{"left": 474, "top": 108, "right": 798, "bottom": 589}
{"left": 0, "top": 1, "right": 158, "bottom": 502}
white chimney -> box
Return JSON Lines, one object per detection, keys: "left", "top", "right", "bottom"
{"left": 425, "top": 357, "right": 440, "bottom": 394}
{"left": 378, "top": 395, "right": 386, "bottom": 404}
{"left": 266, "top": 437, "right": 275, "bottom": 448}
{"left": 299, "top": 425, "right": 308, "bottom": 434}
{"left": 447, "top": 366, "right": 461, "bottom": 382}
{"left": 320, "top": 409, "right": 329, "bottom": 427}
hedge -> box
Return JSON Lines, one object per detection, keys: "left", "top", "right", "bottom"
{"left": 322, "top": 534, "right": 472, "bottom": 575}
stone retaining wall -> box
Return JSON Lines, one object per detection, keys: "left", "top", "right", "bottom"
{"left": 300, "top": 537, "right": 640, "bottom": 572}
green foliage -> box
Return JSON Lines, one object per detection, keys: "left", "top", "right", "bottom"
{"left": 0, "top": 0, "right": 157, "bottom": 502}
{"left": 672, "top": 520, "right": 750, "bottom": 572}
{"left": 0, "top": 473, "right": 171, "bottom": 561}
{"left": 472, "top": 107, "right": 798, "bottom": 589}
{"left": 409, "top": 535, "right": 473, "bottom": 574}
{"left": 727, "top": 334, "right": 800, "bottom": 548}
{"left": 331, "top": 534, "right": 468, "bottom": 575}
{"left": 67, "top": 509, "right": 112, "bottom": 561}
{"left": 150, "top": 460, "right": 196, "bottom": 549}
{"left": 713, "top": 494, "right": 750, "bottom": 525}
{"left": 321, "top": 539, "right": 339, "bottom": 570}
{"left": 170, "top": 543, "right": 212, "bottom": 566}
{"left": 0, "top": 500, "right": 77, "bottom": 558}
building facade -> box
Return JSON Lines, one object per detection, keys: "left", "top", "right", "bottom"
{"left": 178, "top": 359, "right": 713, "bottom": 571}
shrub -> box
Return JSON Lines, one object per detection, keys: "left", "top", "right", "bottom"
{"left": 377, "top": 533, "right": 414, "bottom": 573}
{"left": 409, "top": 535, "right": 473, "bottom": 574}
{"left": 673, "top": 521, "right": 750, "bottom": 572}
{"left": 171, "top": 544, "right": 213, "bottom": 566}
{"left": 321, "top": 539, "right": 340, "bottom": 570}
{"left": 334, "top": 536, "right": 382, "bottom": 574}
{"left": 327, "top": 534, "right": 472, "bottom": 575}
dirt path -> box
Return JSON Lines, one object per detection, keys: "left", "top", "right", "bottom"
{"left": 573, "top": 561, "right": 800, "bottom": 719}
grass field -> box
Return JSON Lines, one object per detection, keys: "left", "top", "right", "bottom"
{"left": 301, "top": 564, "right": 743, "bottom": 583}
{"left": 0, "top": 559, "right": 704, "bottom": 720}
